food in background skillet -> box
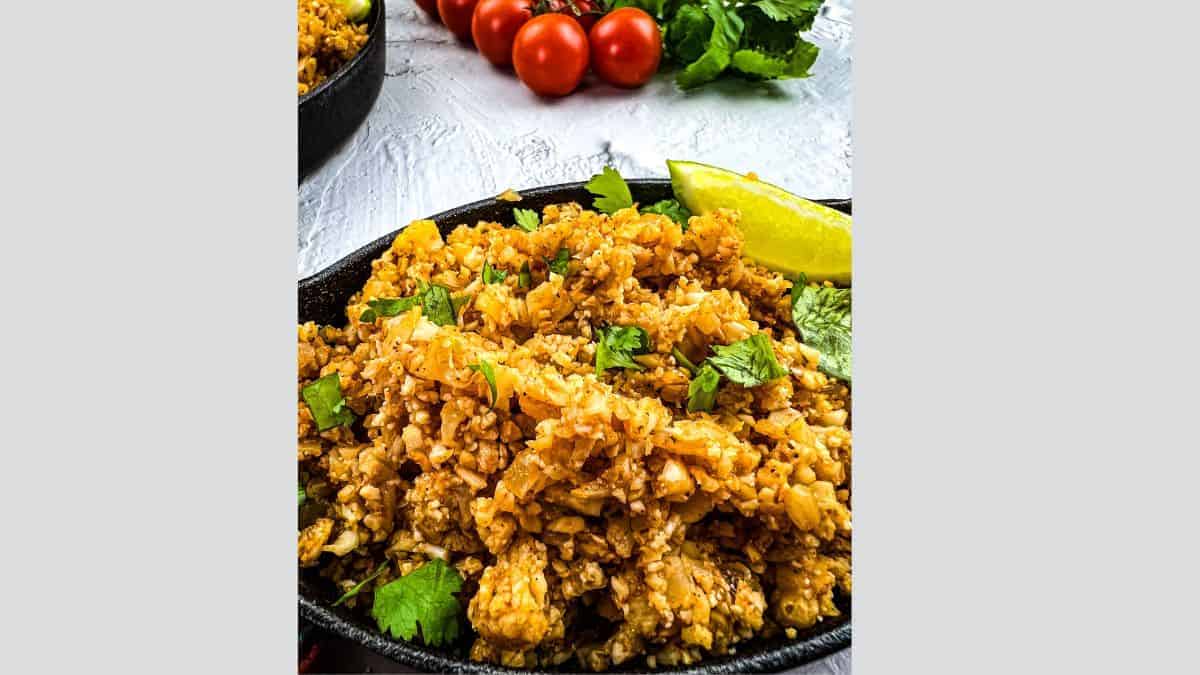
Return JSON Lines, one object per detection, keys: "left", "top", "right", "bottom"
{"left": 297, "top": 0, "right": 372, "bottom": 96}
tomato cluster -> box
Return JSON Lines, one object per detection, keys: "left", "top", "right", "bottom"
{"left": 416, "top": 0, "right": 662, "bottom": 97}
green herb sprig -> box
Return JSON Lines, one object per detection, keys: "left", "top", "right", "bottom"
{"left": 585, "top": 166, "right": 634, "bottom": 214}
{"left": 547, "top": 248, "right": 571, "bottom": 277}
{"left": 682, "top": 334, "right": 789, "bottom": 412}
{"left": 791, "top": 275, "right": 851, "bottom": 382}
{"left": 642, "top": 199, "right": 692, "bottom": 229}
{"left": 595, "top": 325, "right": 651, "bottom": 377}
{"left": 302, "top": 373, "right": 355, "bottom": 431}
{"left": 371, "top": 558, "right": 464, "bottom": 647}
{"left": 482, "top": 261, "right": 508, "bottom": 285}
{"left": 513, "top": 208, "right": 540, "bottom": 232}
{"left": 359, "top": 282, "right": 465, "bottom": 327}
{"left": 468, "top": 360, "right": 498, "bottom": 410}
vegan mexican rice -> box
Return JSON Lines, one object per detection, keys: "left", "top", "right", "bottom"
{"left": 297, "top": 200, "right": 852, "bottom": 670}
{"left": 297, "top": 0, "right": 369, "bottom": 96}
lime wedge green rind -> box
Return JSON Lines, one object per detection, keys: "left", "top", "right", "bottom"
{"left": 667, "top": 160, "right": 852, "bottom": 284}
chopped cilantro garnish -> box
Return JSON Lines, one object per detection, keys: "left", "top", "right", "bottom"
{"left": 708, "top": 333, "right": 788, "bottom": 387}
{"left": 791, "top": 275, "right": 852, "bottom": 382}
{"left": 518, "top": 261, "right": 531, "bottom": 288}
{"left": 547, "top": 248, "right": 571, "bottom": 277}
{"left": 420, "top": 285, "right": 459, "bottom": 327}
{"left": 302, "top": 373, "right": 355, "bottom": 431}
{"left": 672, "top": 346, "right": 699, "bottom": 375}
{"left": 585, "top": 166, "right": 633, "bottom": 214}
{"left": 359, "top": 283, "right": 465, "bottom": 327}
{"left": 333, "top": 564, "right": 389, "bottom": 607}
{"left": 298, "top": 482, "right": 307, "bottom": 506}
{"left": 360, "top": 295, "right": 421, "bottom": 323}
{"left": 513, "top": 208, "right": 540, "bottom": 232}
{"left": 468, "top": 360, "right": 498, "bottom": 410}
{"left": 686, "top": 362, "right": 722, "bottom": 412}
{"left": 642, "top": 199, "right": 692, "bottom": 230}
{"left": 371, "top": 558, "right": 464, "bottom": 647}
{"left": 595, "top": 325, "right": 651, "bottom": 377}
{"left": 482, "top": 261, "right": 508, "bottom": 285}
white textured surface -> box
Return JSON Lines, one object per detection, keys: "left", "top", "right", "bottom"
{"left": 298, "top": 3, "right": 852, "bottom": 672}
{"left": 298, "top": 0, "right": 853, "bottom": 278}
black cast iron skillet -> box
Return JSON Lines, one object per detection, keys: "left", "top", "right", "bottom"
{"left": 299, "top": 179, "right": 852, "bottom": 673}
{"left": 299, "top": 0, "right": 386, "bottom": 179}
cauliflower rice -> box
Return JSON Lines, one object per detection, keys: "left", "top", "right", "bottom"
{"left": 297, "top": 201, "right": 852, "bottom": 670}
{"left": 297, "top": 0, "right": 369, "bottom": 96}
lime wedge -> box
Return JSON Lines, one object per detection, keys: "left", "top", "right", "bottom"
{"left": 667, "top": 160, "right": 852, "bottom": 284}
{"left": 338, "top": 0, "right": 371, "bottom": 22}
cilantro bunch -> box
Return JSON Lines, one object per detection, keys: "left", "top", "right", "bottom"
{"left": 614, "top": 0, "right": 824, "bottom": 90}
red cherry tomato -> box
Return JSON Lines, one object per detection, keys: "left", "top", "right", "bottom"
{"left": 471, "top": 0, "right": 533, "bottom": 67}
{"left": 588, "top": 7, "right": 662, "bottom": 88}
{"left": 414, "top": 0, "right": 441, "bottom": 21}
{"left": 511, "top": 14, "right": 589, "bottom": 97}
{"left": 548, "top": 0, "right": 600, "bottom": 33}
{"left": 438, "top": 0, "right": 482, "bottom": 41}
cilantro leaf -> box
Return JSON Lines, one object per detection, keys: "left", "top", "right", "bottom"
{"left": 677, "top": 46, "right": 732, "bottom": 90}
{"left": 642, "top": 199, "right": 693, "bottom": 229}
{"left": 513, "top": 208, "right": 540, "bottom": 232}
{"left": 665, "top": 5, "right": 713, "bottom": 64}
{"left": 739, "top": 6, "right": 805, "bottom": 53}
{"left": 298, "top": 482, "right": 307, "bottom": 506}
{"left": 482, "top": 261, "right": 508, "bottom": 285}
{"left": 302, "top": 373, "right": 355, "bottom": 431}
{"left": 420, "top": 285, "right": 459, "bottom": 327}
{"left": 547, "top": 248, "right": 571, "bottom": 277}
{"left": 708, "top": 334, "right": 788, "bottom": 387}
{"left": 585, "top": 166, "right": 633, "bottom": 214}
{"left": 518, "top": 261, "right": 531, "bottom": 288}
{"left": 732, "top": 7, "right": 819, "bottom": 82}
{"left": 791, "top": 277, "right": 852, "bottom": 382}
{"left": 468, "top": 360, "right": 498, "bottom": 410}
{"left": 371, "top": 558, "right": 464, "bottom": 647}
{"left": 732, "top": 39, "right": 818, "bottom": 80}
{"left": 360, "top": 284, "right": 465, "bottom": 327}
{"left": 676, "top": 0, "right": 744, "bottom": 90}
{"left": 360, "top": 294, "right": 421, "bottom": 323}
{"left": 751, "top": 0, "right": 821, "bottom": 23}
{"left": 687, "top": 361, "right": 722, "bottom": 412}
{"left": 333, "top": 564, "right": 389, "bottom": 607}
{"left": 595, "top": 325, "right": 651, "bottom": 377}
